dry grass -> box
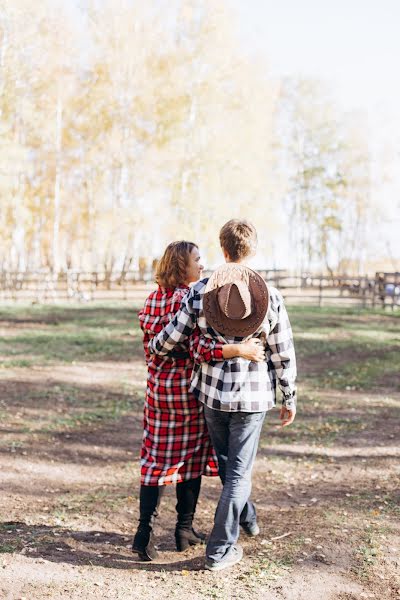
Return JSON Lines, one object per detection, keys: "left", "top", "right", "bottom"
{"left": 0, "top": 303, "right": 399, "bottom": 599}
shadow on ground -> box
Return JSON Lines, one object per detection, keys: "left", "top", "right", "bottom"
{"left": 0, "top": 522, "right": 204, "bottom": 571}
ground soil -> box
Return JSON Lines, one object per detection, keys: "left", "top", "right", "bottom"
{"left": 0, "top": 312, "right": 399, "bottom": 600}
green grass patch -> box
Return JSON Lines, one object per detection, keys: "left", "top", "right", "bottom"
{"left": 0, "top": 302, "right": 141, "bottom": 327}
{"left": 353, "top": 529, "right": 383, "bottom": 579}
{"left": 0, "top": 331, "right": 140, "bottom": 366}
{"left": 343, "top": 491, "right": 400, "bottom": 517}
{"left": 244, "top": 556, "right": 292, "bottom": 582}
{"left": 265, "top": 414, "right": 366, "bottom": 446}
{"left": 40, "top": 396, "right": 139, "bottom": 432}
{"left": 289, "top": 304, "right": 400, "bottom": 332}
{"left": 52, "top": 487, "right": 132, "bottom": 521}
{"left": 0, "top": 303, "right": 143, "bottom": 366}
{"left": 0, "top": 543, "right": 17, "bottom": 553}
{"left": 0, "top": 439, "right": 25, "bottom": 451}
{"left": 0, "top": 523, "right": 24, "bottom": 554}
{"left": 315, "top": 351, "right": 400, "bottom": 390}
{"left": 24, "top": 392, "right": 142, "bottom": 434}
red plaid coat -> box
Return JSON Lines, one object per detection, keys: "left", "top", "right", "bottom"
{"left": 138, "top": 285, "right": 223, "bottom": 486}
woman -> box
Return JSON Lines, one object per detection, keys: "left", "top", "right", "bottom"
{"left": 132, "top": 241, "right": 264, "bottom": 561}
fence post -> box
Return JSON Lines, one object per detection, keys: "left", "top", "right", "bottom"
{"left": 123, "top": 277, "right": 128, "bottom": 301}
{"left": 318, "top": 276, "right": 323, "bottom": 307}
{"left": 362, "top": 277, "right": 367, "bottom": 309}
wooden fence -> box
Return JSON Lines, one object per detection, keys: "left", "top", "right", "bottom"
{"left": 0, "top": 270, "right": 399, "bottom": 308}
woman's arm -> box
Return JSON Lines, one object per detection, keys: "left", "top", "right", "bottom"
{"left": 223, "top": 338, "right": 265, "bottom": 361}
{"left": 189, "top": 328, "right": 224, "bottom": 363}
{"left": 190, "top": 329, "right": 265, "bottom": 364}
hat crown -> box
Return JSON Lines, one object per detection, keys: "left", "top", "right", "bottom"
{"left": 203, "top": 263, "right": 269, "bottom": 337}
{"left": 217, "top": 282, "right": 252, "bottom": 320}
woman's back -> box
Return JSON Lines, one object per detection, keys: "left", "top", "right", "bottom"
{"left": 139, "top": 285, "right": 191, "bottom": 371}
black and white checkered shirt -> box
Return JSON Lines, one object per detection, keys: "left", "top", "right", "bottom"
{"left": 148, "top": 279, "right": 297, "bottom": 413}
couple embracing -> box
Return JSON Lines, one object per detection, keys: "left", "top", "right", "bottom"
{"left": 132, "top": 219, "right": 297, "bottom": 571}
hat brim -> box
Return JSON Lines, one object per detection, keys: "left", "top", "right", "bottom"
{"left": 203, "top": 271, "right": 269, "bottom": 337}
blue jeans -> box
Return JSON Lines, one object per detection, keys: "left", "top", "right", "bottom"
{"left": 204, "top": 406, "right": 266, "bottom": 562}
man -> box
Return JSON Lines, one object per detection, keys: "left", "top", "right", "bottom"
{"left": 149, "top": 219, "right": 297, "bottom": 571}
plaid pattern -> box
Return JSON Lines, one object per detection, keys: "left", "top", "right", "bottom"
{"left": 138, "top": 285, "right": 220, "bottom": 486}
{"left": 149, "top": 279, "right": 297, "bottom": 413}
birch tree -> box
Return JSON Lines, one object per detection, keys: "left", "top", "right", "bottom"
{"left": 278, "top": 78, "right": 372, "bottom": 274}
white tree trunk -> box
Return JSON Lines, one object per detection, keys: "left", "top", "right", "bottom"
{"left": 53, "top": 93, "right": 62, "bottom": 275}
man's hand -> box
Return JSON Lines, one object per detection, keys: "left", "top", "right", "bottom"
{"left": 278, "top": 406, "right": 296, "bottom": 428}
{"left": 238, "top": 338, "right": 265, "bottom": 362}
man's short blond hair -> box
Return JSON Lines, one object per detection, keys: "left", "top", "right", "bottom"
{"left": 219, "top": 219, "right": 258, "bottom": 261}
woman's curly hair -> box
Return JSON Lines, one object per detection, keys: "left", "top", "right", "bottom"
{"left": 155, "top": 241, "right": 198, "bottom": 289}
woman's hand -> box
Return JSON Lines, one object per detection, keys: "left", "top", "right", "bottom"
{"left": 237, "top": 338, "right": 265, "bottom": 362}
{"left": 222, "top": 338, "right": 265, "bottom": 361}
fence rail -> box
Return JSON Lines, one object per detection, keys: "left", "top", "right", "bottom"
{"left": 0, "top": 270, "right": 399, "bottom": 308}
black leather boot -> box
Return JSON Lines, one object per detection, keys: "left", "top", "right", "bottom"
{"left": 132, "top": 524, "right": 158, "bottom": 561}
{"left": 175, "top": 526, "right": 206, "bottom": 551}
{"left": 175, "top": 477, "right": 205, "bottom": 551}
{"left": 132, "top": 485, "right": 164, "bottom": 561}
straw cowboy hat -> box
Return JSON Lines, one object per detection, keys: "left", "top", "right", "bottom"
{"left": 203, "top": 263, "right": 269, "bottom": 337}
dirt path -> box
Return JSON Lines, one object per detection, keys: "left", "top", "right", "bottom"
{"left": 0, "top": 308, "right": 399, "bottom": 599}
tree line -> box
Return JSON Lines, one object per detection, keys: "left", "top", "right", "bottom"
{"left": 0, "top": 0, "right": 375, "bottom": 277}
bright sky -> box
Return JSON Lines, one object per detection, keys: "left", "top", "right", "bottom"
{"left": 231, "top": 0, "right": 400, "bottom": 114}
{"left": 230, "top": 0, "right": 400, "bottom": 266}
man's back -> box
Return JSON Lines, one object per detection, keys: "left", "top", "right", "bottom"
{"left": 150, "top": 277, "right": 297, "bottom": 413}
